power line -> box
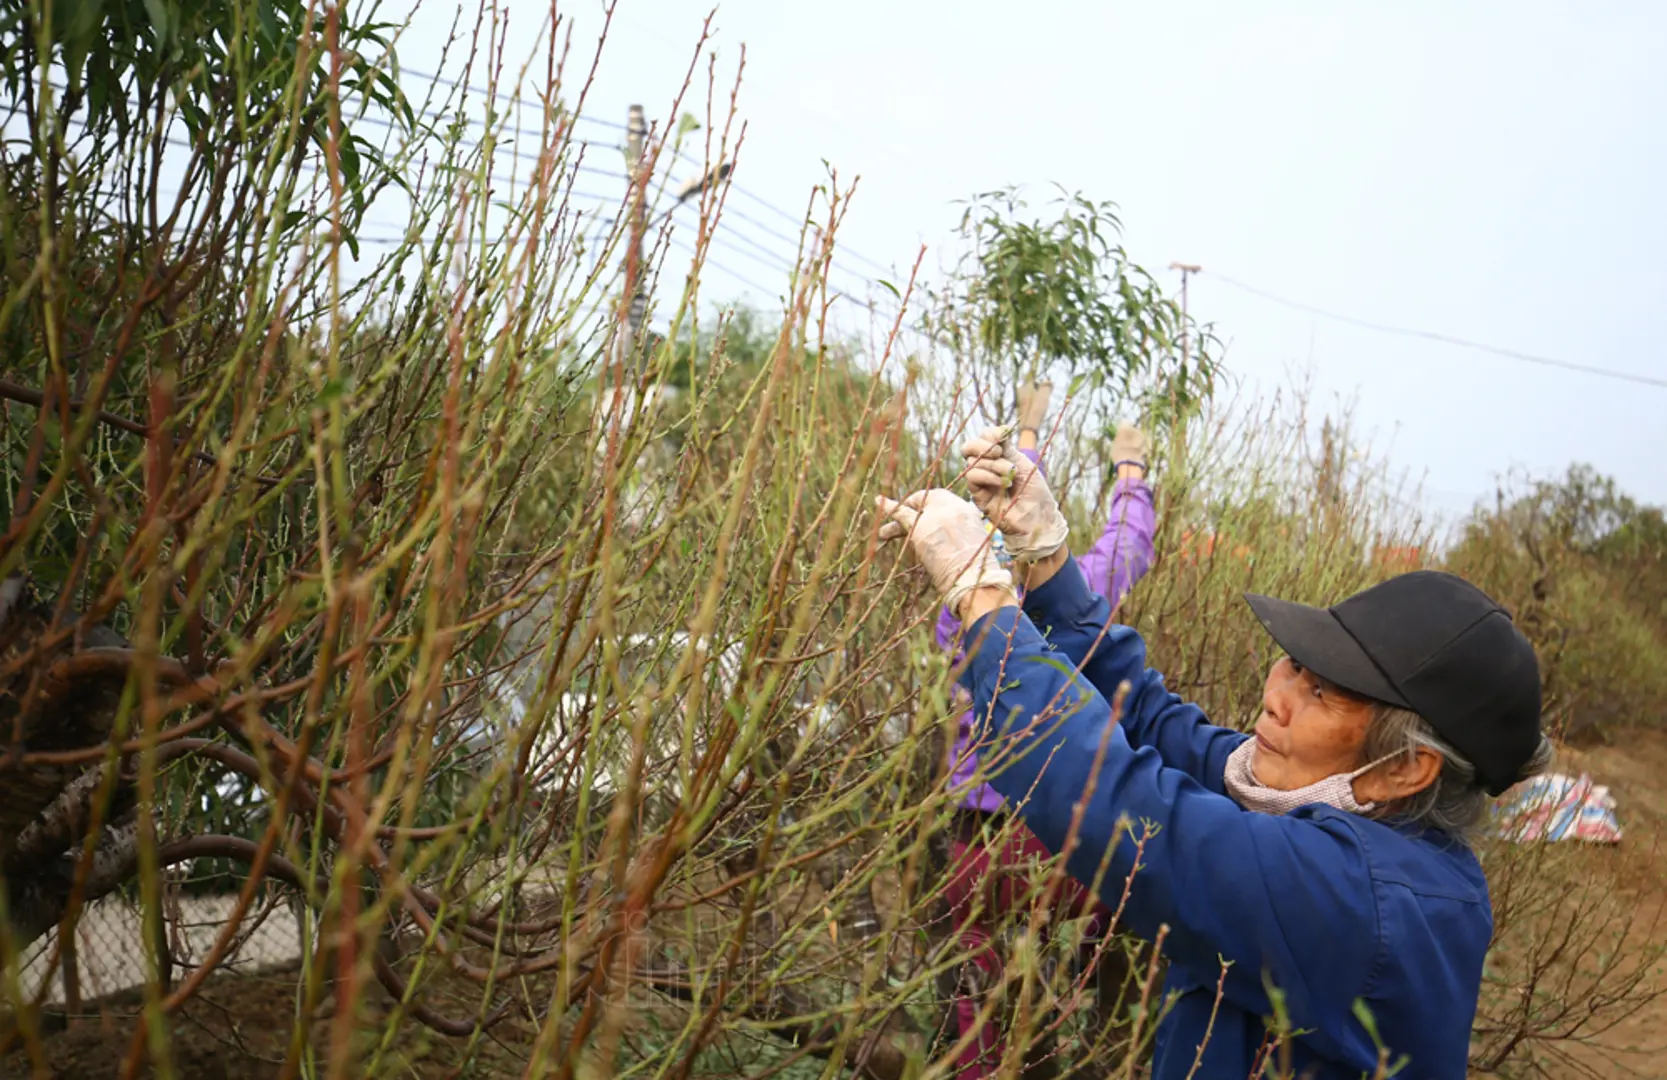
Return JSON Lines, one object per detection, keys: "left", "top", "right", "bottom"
{"left": 354, "top": 101, "right": 621, "bottom": 158}
{"left": 1209, "top": 272, "right": 1667, "bottom": 391}
{"left": 270, "top": 59, "right": 903, "bottom": 299}
{"left": 665, "top": 234, "right": 780, "bottom": 300}
{"left": 660, "top": 200, "right": 881, "bottom": 301}
{"left": 48, "top": 56, "right": 906, "bottom": 296}
{"left": 26, "top": 68, "right": 899, "bottom": 317}
{"left": 732, "top": 185, "right": 897, "bottom": 278}
{"left": 400, "top": 65, "right": 628, "bottom": 132}
{"left": 390, "top": 69, "right": 893, "bottom": 296}
{"left": 667, "top": 145, "right": 898, "bottom": 279}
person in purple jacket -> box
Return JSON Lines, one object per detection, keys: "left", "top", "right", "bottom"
{"left": 874, "top": 438, "right": 1553, "bottom": 1079}
{"left": 932, "top": 384, "right": 1157, "bottom": 1078}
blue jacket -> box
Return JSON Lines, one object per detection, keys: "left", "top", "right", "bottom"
{"left": 956, "top": 556, "right": 1491, "bottom": 1079}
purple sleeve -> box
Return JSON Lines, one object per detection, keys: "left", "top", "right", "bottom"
{"left": 1076, "top": 476, "right": 1156, "bottom": 609}
{"left": 935, "top": 604, "right": 962, "bottom": 653}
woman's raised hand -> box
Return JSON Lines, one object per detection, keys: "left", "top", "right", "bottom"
{"left": 876, "top": 489, "right": 1014, "bottom": 617}
{"left": 961, "top": 426, "right": 1069, "bottom": 562}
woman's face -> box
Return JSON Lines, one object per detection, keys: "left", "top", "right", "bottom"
{"left": 1251, "top": 657, "right": 1376, "bottom": 790}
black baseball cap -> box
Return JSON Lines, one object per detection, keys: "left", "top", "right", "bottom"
{"left": 1244, "top": 570, "right": 1542, "bottom": 796}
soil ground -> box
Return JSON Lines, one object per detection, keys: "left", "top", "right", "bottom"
{"left": 0, "top": 961, "right": 536, "bottom": 1079}
{"left": 1519, "top": 732, "right": 1667, "bottom": 1079}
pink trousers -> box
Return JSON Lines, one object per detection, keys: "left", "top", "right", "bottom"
{"left": 941, "top": 812, "right": 1114, "bottom": 1079}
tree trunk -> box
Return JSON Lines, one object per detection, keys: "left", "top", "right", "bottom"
{"left": 4, "top": 818, "right": 142, "bottom": 950}
{"left": 1, "top": 576, "right": 145, "bottom": 949}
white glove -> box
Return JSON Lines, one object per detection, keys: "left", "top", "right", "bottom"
{"left": 960, "top": 425, "right": 1069, "bottom": 562}
{"left": 1111, "top": 423, "right": 1149, "bottom": 473}
{"left": 876, "top": 489, "right": 1014, "bottom": 615}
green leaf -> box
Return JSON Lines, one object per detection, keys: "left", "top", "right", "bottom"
{"left": 85, "top": 51, "right": 111, "bottom": 119}
{"left": 1026, "top": 654, "right": 1082, "bottom": 683}
{"left": 140, "top": 0, "right": 170, "bottom": 45}
{"left": 1350, "top": 998, "right": 1384, "bottom": 1044}
{"left": 339, "top": 135, "right": 362, "bottom": 188}
{"left": 677, "top": 111, "right": 701, "bottom": 137}
{"left": 62, "top": 39, "right": 91, "bottom": 95}
{"left": 877, "top": 279, "right": 901, "bottom": 300}
{"left": 56, "top": 0, "right": 106, "bottom": 94}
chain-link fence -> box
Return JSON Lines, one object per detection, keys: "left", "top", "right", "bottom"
{"left": 17, "top": 888, "right": 307, "bottom": 1010}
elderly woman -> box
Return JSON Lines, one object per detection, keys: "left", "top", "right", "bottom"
{"left": 876, "top": 431, "right": 1551, "bottom": 1080}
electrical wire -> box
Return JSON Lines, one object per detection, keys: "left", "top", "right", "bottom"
{"left": 23, "top": 65, "right": 910, "bottom": 316}
{"left": 665, "top": 233, "right": 781, "bottom": 300}
{"left": 380, "top": 78, "right": 857, "bottom": 287}
{"left": 1209, "top": 272, "right": 1667, "bottom": 391}
{"left": 668, "top": 145, "right": 898, "bottom": 279}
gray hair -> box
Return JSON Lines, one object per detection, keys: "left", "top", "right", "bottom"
{"left": 1358, "top": 704, "right": 1555, "bottom": 843}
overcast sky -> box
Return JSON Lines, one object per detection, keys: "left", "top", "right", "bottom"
{"left": 389, "top": 0, "right": 1666, "bottom": 522}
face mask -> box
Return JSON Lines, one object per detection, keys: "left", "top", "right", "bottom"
{"left": 1223, "top": 738, "right": 1397, "bottom": 817}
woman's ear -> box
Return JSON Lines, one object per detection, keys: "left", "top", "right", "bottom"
{"left": 1354, "top": 746, "right": 1443, "bottom": 804}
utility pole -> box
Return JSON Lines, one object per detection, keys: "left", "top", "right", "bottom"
{"left": 608, "top": 100, "right": 730, "bottom": 418}
{"left": 1169, "top": 262, "right": 1201, "bottom": 368}
{"left": 1165, "top": 262, "right": 1202, "bottom": 467}
{"left": 621, "top": 104, "right": 648, "bottom": 378}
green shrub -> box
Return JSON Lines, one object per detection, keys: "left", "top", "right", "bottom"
{"left": 1447, "top": 465, "right": 1667, "bottom": 743}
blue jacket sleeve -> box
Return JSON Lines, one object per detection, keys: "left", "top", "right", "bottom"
{"left": 1019, "top": 555, "right": 1244, "bottom": 792}
{"left": 957, "top": 604, "right": 1379, "bottom": 1044}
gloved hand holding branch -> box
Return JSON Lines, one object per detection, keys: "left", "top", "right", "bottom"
{"left": 960, "top": 425, "right": 1070, "bottom": 562}
{"left": 876, "top": 489, "right": 1015, "bottom": 619}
